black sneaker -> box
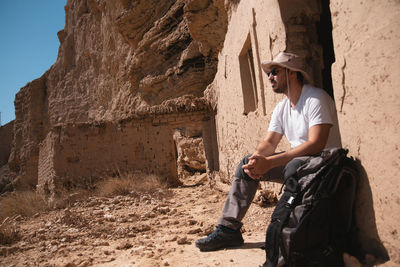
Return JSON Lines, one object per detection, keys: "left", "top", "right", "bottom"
{"left": 195, "top": 225, "right": 244, "bottom": 251}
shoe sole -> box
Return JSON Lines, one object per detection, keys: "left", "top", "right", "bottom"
{"left": 196, "top": 241, "right": 244, "bottom": 252}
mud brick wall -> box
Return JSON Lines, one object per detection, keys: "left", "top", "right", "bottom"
{"left": 38, "top": 131, "right": 58, "bottom": 195}
{"left": 53, "top": 121, "right": 175, "bottom": 187}
{"left": 37, "top": 111, "right": 213, "bottom": 195}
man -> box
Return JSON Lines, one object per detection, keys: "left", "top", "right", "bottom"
{"left": 195, "top": 51, "right": 342, "bottom": 251}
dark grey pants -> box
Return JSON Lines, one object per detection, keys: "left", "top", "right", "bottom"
{"left": 217, "top": 155, "right": 308, "bottom": 230}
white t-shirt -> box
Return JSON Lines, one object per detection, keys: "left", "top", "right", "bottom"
{"left": 268, "top": 84, "right": 342, "bottom": 149}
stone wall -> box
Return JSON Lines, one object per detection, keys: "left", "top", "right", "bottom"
{"left": 0, "top": 121, "right": 14, "bottom": 167}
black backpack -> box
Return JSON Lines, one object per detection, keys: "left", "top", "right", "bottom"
{"left": 263, "top": 148, "right": 358, "bottom": 267}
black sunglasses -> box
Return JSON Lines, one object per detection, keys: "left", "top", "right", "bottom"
{"left": 267, "top": 68, "right": 279, "bottom": 77}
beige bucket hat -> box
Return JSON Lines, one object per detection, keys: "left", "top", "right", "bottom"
{"left": 261, "top": 52, "right": 311, "bottom": 84}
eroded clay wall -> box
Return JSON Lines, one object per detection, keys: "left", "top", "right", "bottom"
{"left": 212, "top": 0, "right": 282, "bottom": 189}
{"left": 55, "top": 121, "right": 174, "bottom": 184}
{"left": 9, "top": 76, "right": 49, "bottom": 188}
{"left": 331, "top": 0, "right": 400, "bottom": 262}
{"left": 37, "top": 110, "right": 212, "bottom": 195}
{"left": 38, "top": 131, "right": 58, "bottom": 195}
{"left": 0, "top": 121, "right": 14, "bottom": 166}
{"left": 211, "top": 0, "right": 324, "bottom": 192}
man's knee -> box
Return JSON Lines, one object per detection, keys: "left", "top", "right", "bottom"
{"left": 283, "top": 158, "right": 307, "bottom": 180}
{"left": 234, "top": 155, "right": 252, "bottom": 180}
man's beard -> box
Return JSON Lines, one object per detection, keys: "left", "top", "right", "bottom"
{"left": 272, "top": 82, "right": 287, "bottom": 94}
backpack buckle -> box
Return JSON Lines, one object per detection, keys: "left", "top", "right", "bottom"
{"left": 286, "top": 196, "right": 295, "bottom": 207}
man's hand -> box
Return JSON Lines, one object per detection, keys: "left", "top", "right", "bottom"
{"left": 242, "top": 154, "right": 272, "bottom": 180}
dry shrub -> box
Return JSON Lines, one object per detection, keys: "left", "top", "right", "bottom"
{"left": 96, "top": 173, "right": 171, "bottom": 198}
{"left": 59, "top": 209, "right": 88, "bottom": 228}
{"left": 0, "top": 191, "right": 47, "bottom": 223}
{"left": 0, "top": 192, "right": 43, "bottom": 245}
{"left": 0, "top": 219, "right": 20, "bottom": 245}
{"left": 50, "top": 188, "right": 91, "bottom": 209}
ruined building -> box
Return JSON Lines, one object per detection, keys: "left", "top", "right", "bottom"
{"left": 0, "top": 0, "right": 399, "bottom": 264}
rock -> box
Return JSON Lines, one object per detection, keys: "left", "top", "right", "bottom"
{"left": 203, "top": 225, "right": 215, "bottom": 235}
{"left": 103, "top": 206, "right": 111, "bottom": 212}
{"left": 142, "top": 212, "right": 156, "bottom": 219}
{"left": 131, "top": 246, "right": 146, "bottom": 255}
{"left": 92, "top": 210, "right": 104, "bottom": 216}
{"left": 66, "top": 228, "right": 79, "bottom": 233}
{"left": 188, "top": 219, "right": 197, "bottom": 225}
{"left": 156, "top": 207, "right": 170, "bottom": 214}
{"left": 169, "top": 208, "right": 177, "bottom": 215}
{"left": 111, "top": 198, "right": 120, "bottom": 204}
{"left": 116, "top": 241, "right": 133, "bottom": 250}
{"left": 177, "top": 236, "right": 191, "bottom": 245}
{"left": 93, "top": 240, "right": 110, "bottom": 247}
{"left": 117, "top": 217, "right": 128, "bottom": 223}
{"left": 114, "top": 226, "right": 130, "bottom": 236}
{"left": 103, "top": 214, "right": 116, "bottom": 222}
{"left": 187, "top": 228, "right": 202, "bottom": 235}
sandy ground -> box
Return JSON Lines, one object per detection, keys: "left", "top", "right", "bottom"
{"left": 1, "top": 174, "right": 398, "bottom": 267}
{"left": 0, "top": 176, "right": 273, "bottom": 267}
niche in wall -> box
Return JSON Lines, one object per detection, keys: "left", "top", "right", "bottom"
{"left": 239, "top": 33, "right": 258, "bottom": 115}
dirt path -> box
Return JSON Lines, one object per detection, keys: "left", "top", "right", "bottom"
{"left": 0, "top": 177, "right": 274, "bottom": 267}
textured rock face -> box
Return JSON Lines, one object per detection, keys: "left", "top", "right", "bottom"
{"left": 9, "top": 76, "right": 48, "bottom": 188}
{"left": 9, "top": 0, "right": 228, "bottom": 188}
{"left": 0, "top": 122, "right": 15, "bottom": 193}
{"left": 48, "top": 0, "right": 227, "bottom": 124}
{"left": 0, "top": 121, "right": 14, "bottom": 167}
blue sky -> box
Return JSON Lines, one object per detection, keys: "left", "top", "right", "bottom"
{"left": 0, "top": 0, "right": 66, "bottom": 125}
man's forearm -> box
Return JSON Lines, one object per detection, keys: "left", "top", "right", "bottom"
{"left": 253, "top": 131, "right": 282, "bottom": 157}
{"left": 254, "top": 139, "right": 277, "bottom": 157}
{"left": 249, "top": 139, "right": 326, "bottom": 176}
{"left": 266, "top": 139, "right": 323, "bottom": 169}
{"left": 266, "top": 124, "right": 330, "bottom": 169}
